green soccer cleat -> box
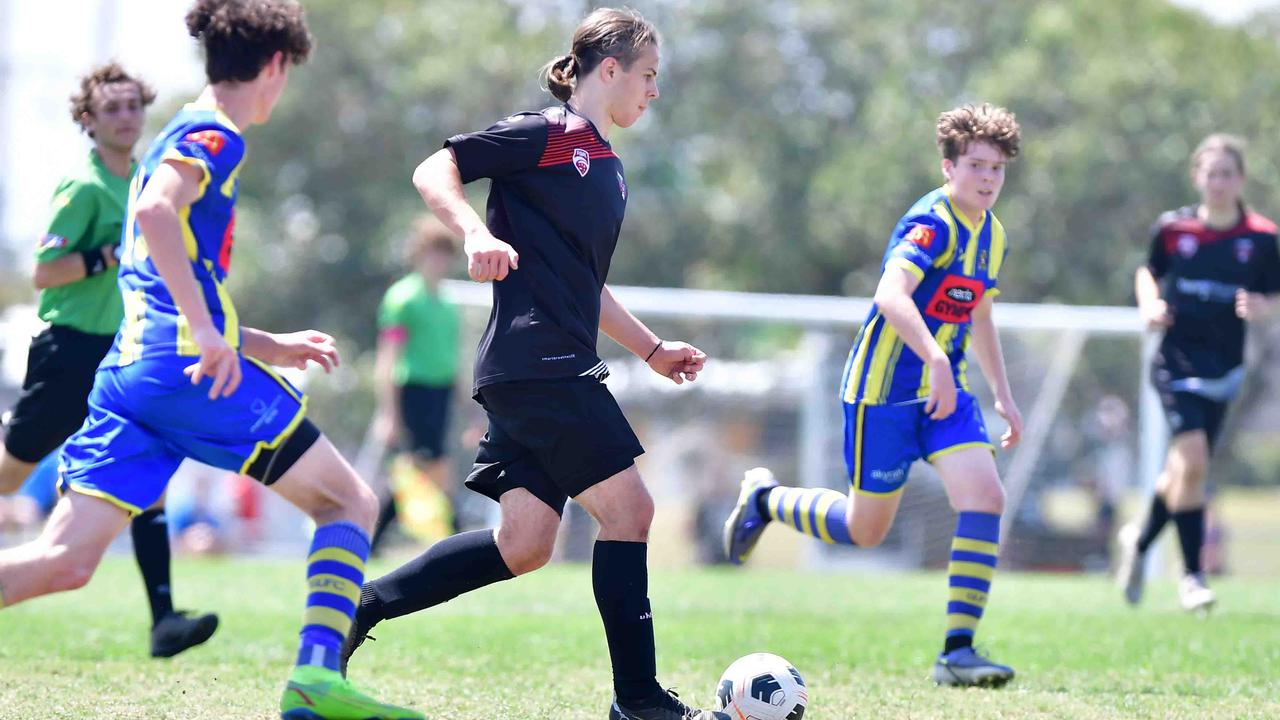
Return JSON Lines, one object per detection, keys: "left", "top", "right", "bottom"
{"left": 281, "top": 665, "right": 424, "bottom": 720}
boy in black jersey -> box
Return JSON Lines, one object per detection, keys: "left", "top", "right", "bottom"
{"left": 1120, "top": 134, "right": 1280, "bottom": 612}
{"left": 344, "top": 9, "right": 721, "bottom": 720}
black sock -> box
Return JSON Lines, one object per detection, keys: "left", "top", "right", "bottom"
{"left": 1172, "top": 508, "right": 1205, "bottom": 575}
{"left": 1135, "top": 494, "right": 1170, "bottom": 554}
{"left": 362, "top": 529, "right": 513, "bottom": 626}
{"left": 754, "top": 486, "right": 774, "bottom": 518}
{"left": 130, "top": 509, "right": 174, "bottom": 625}
{"left": 593, "top": 540, "right": 661, "bottom": 705}
{"left": 944, "top": 634, "right": 973, "bottom": 654}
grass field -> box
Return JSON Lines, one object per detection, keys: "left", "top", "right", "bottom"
{"left": 0, "top": 556, "right": 1277, "bottom": 719}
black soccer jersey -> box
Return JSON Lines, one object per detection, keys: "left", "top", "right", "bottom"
{"left": 446, "top": 105, "right": 629, "bottom": 391}
{"left": 1147, "top": 204, "right": 1280, "bottom": 379}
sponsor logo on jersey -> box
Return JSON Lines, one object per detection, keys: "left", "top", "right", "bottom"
{"left": 184, "top": 130, "right": 227, "bottom": 155}
{"left": 905, "top": 224, "right": 935, "bottom": 249}
{"left": 573, "top": 148, "right": 591, "bottom": 177}
{"left": 617, "top": 171, "right": 627, "bottom": 200}
{"left": 925, "top": 274, "right": 985, "bottom": 323}
{"left": 1176, "top": 233, "right": 1198, "bottom": 258}
{"left": 1235, "top": 237, "right": 1254, "bottom": 263}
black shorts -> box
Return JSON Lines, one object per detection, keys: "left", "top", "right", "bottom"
{"left": 4, "top": 325, "right": 115, "bottom": 463}
{"left": 398, "top": 382, "right": 453, "bottom": 460}
{"left": 1152, "top": 366, "right": 1230, "bottom": 450}
{"left": 465, "top": 378, "right": 644, "bottom": 515}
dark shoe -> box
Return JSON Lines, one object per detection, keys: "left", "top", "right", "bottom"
{"left": 338, "top": 619, "right": 376, "bottom": 678}
{"left": 150, "top": 610, "right": 219, "bottom": 658}
{"left": 608, "top": 689, "right": 730, "bottom": 720}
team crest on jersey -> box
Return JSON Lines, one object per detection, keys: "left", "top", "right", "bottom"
{"left": 1235, "top": 238, "right": 1254, "bottom": 263}
{"left": 617, "top": 171, "right": 627, "bottom": 200}
{"left": 1176, "top": 233, "right": 1198, "bottom": 258}
{"left": 905, "top": 225, "right": 935, "bottom": 249}
{"left": 184, "top": 130, "right": 226, "bottom": 155}
{"left": 572, "top": 148, "right": 591, "bottom": 177}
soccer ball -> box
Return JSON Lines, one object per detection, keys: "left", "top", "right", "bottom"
{"left": 713, "top": 653, "right": 807, "bottom": 720}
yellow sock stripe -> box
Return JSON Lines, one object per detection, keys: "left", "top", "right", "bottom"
{"left": 946, "top": 613, "right": 981, "bottom": 631}
{"left": 303, "top": 606, "right": 353, "bottom": 636}
{"left": 813, "top": 491, "right": 842, "bottom": 544}
{"left": 307, "top": 574, "right": 361, "bottom": 605}
{"left": 949, "top": 587, "right": 989, "bottom": 606}
{"left": 951, "top": 537, "right": 999, "bottom": 556}
{"left": 797, "top": 490, "right": 816, "bottom": 538}
{"left": 773, "top": 484, "right": 793, "bottom": 530}
{"left": 307, "top": 547, "right": 366, "bottom": 574}
{"left": 947, "top": 561, "right": 995, "bottom": 582}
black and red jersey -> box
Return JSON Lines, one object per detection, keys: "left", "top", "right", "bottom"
{"left": 1147, "top": 204, "right": 1280, "bottom": 380}
{"left": 445, "top": 105, "right": 629, "bottom": 392}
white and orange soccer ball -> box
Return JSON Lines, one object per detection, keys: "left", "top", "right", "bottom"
{"left": 713, "top": 653, "right": 807, "bottom": 720}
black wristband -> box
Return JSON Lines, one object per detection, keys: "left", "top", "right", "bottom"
{"left": 80, "top": 248, "right": 108, "bottom": 277}
{"left": 644, "top": 341, "right": 662, "bottom": 362}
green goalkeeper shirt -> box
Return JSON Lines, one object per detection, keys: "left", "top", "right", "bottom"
{"left": 34, "top": 149, "right": 133, "bottom": 335}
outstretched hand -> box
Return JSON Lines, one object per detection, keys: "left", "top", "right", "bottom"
{"left": 646, "top": 341, "right": 707, "bottom": 385}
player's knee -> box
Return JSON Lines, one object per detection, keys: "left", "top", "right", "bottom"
{"left": 849, "top": 522, "right": 890, "bottom": 548}
{"left": 498, "top": 532, "right": 555, "bottom": 576}
{"left": 44, "top": 546, "right": 97, "bottom": 592}
{"left": 596, "top": 490, "right": 653, "bottom": 541}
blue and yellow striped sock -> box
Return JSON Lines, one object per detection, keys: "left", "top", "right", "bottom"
{"left": 761, "top": 486, "right": 853, "bottom": 545}
{"left": 944, "top": 511, "right": 1000, "bottom": 654}
{"left": 296, "top": 521, "right": 369, "bottom": 671}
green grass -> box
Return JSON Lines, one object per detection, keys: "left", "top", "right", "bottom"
{"left": 1, "top": 556, "right": 1277, "bottom": 719}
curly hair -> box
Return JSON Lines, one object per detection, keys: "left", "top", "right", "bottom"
{"left": 68, "top": 62, "right": 156, "bottom": 137}
{"left": 186, "top": 0, "right": 312, "bottom": 83}
{"left": 936, "top": 103, "right": 1021, "bottom": 162}
{"left": 1191, "top": 133, "right": 1246, "bottom": 176}
{"left": 541, "top": 7, "right": 660, "bottom": 103}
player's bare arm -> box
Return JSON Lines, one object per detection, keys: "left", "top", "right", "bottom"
{"left": 1134, "top": 265, "right": 1172, "bottom": 329}
{"left": 599, "top": 284, "right": 706, "bottom": 384}
{"left": 969, "top": 294, "right": 1023, "bottom": 449}
{"left": 873, "top": 264, "right": 956, "bottom": 419}
{"left": 134, "top": 158, "right": 240, "bottom": 399}
{"left": 412, "top": 147, "right": 518, "bottom": 282}
{"left": 239, "top": 327, "right": 340, "bottom": 373}
{"left": 32, "top": 247, "right": 118, "bottom": 289}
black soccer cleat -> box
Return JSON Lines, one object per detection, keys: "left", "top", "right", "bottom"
{"left": 608, "top": 689, "right": 731, "bottom": 720}
{"left": 338, "top": 618, "right": 376, "bottom": 678}
{"left": 150, "top": 610, "right": 219, "bottom": 658}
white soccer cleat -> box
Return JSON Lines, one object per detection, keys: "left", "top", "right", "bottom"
{"left": 1178, "top": 573, "right": 1216, "bottom": 614}
{"left": 1116, "top": 522, "right": 1145, "bottom": 606}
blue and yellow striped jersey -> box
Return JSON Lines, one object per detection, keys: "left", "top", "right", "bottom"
{"left": 841, "top": 187, "right": 1008, "bottom": 405}
{"left": 107, "top": 102, "right": 245, "bottom": 366}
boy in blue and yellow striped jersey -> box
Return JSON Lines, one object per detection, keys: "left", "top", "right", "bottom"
{"left": 0, "top": 2, "right": 420, "bottom": 718}
{"left": 725, "top": 104, "right": 1025, "bottom": 688}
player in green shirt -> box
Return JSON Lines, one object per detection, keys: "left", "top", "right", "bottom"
{"left": 0, "top": 62, "right": 217, "bottom": 657}
{"left": 370, "top": 216, "right": 462, "bottom": 548}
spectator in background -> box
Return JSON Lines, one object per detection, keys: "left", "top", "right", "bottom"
{"left": 370, "top": 216, "right": 462, "bottom": 550}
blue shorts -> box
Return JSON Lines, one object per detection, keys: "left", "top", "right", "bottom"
{"left": 843, "top": 390, "right": 993, "bottom": 496}
{"left": 58, "top": 355, "right": 307, "bottom": 515}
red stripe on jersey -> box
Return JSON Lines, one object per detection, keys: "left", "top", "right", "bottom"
{"left": 538, "top": 126, "right": 616, "bottom": 168}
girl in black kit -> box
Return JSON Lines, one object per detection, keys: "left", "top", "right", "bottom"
{"left": 1119, "top": 134, "right": 1280, "bottom": 612}
{"left": 344, "top": 9, "right": 723, "bottom": 720}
